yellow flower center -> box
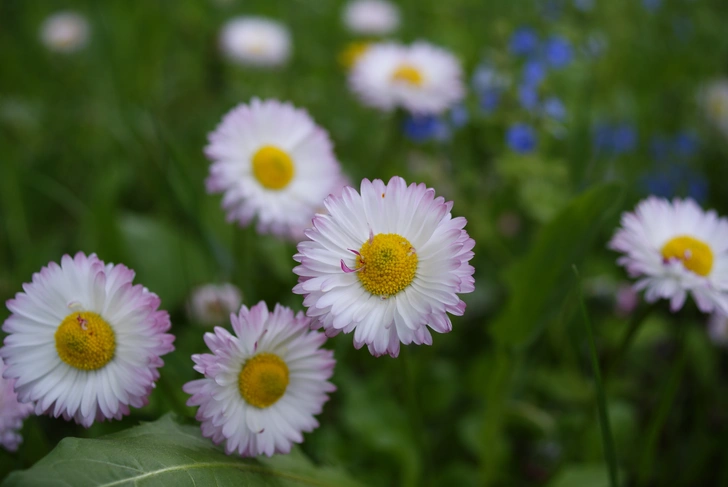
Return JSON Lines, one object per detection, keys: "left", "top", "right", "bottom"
{"left": 661, "top": 235, "right": 714, "bottom": 276}
{"left": 339, "top": 41, "right": 370, "bottom": 69}
{"left": 391, "top": 64, "right": 424, "bottom": 86}
{"left": 55, "top": 311, "right": 116, "bottom": 371}
{"left": 238, "top": 352, "right": 289, "bottom": 409}
{"left": 251, "top": 145, "right": 295, "bottom": 190}
{"left": 708, "top": 93, "right": 728, "bottom": 119}
{"left": 357, "top": 233, "right": 418, "bottom": 297}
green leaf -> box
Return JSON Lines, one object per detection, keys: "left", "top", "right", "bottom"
{"left": 547, "top": 464, "right": 619, "bottom": 487}
{"left": 489, "top": 183, "right": 623, "bottom": 348}
{"left": 3, "top": 414, "right": 365, "bottom": 487}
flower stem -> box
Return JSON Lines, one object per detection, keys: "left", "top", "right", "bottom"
{"left": 608, "top": 301, "right": 660, "bottom": 376}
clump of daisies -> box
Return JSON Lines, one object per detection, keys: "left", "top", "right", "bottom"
{"left": 187, "top": 283, "right": 243, "bottom": 326}
{"left": 219, "top": 17, "right": 291, "bottom": 67}
{"left": 609, "top": 197, "right": 728, "bottom": 313}
{"left": 184, "top": 302, "right": 335, "bottom": 457}
{"left": 342, "top": 0, "right": 400, "bottom": 36}
{"left": 40, "top": 11, "right": 90, "bottom": 53}
{"left": 1, "top": 252, "right": 175, "bottom": 427}
{"left": 293, "top": 176, "right": 475, "bottom": 357}
{"left": 205, "top": 98, "right": 344, "bottom": 239}
{"left": 349, "top": 41, "right": 465, "bottom": 115}
{"left": 0, "top": 357, "right": 34, "bottom": 452}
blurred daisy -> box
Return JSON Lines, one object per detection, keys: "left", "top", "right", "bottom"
{"left": 1, "top": 252, "right": 175, "bottom": 427}
{"left": 349, "top": 42, "right": 465, "bottom": 115}
{"left": 219, "top": 17, "right": 291, "bottom": 67}
{"left": 183, "top": 302, "right": 335, "bottom": 457}
{"left": 700, "top": 79, "right": 728, "bottom": 138}
{"left": 40, "top": 11, "right": 89, "bottom": 53}
{"left": 609, "top": 197, "right": 728, "bottom": 313}
{"left": 342, "top": 0, "right": 400, "bottom": 36}
{"left": 0, "top": 357, "right": 33, "bottom": 452}
{"left": 293, "top": 176, "right": 475, "bottom": 357}
{"left": 205, "top": 98, "right": 343, "bottom": 238}
{"left": 188, "top": 283, "right": 242, "bottom": 326}
{"left": 289, "top": 171, "right": 352, "bottom": 242}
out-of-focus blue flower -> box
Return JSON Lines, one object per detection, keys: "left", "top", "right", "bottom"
{"left": 642, "top": 0, "right": 662, "bottom": 13}
{"left": 522, "top": 59, "right": 546, "bottom": 87}
{"left": 403, "top": 115, "right": 449, "bottom": 143}
{"left": 507, "top": 123, "right": 537, "bottom": 153}
{"left": 544, "top": 36, "right": 572, "bottom": 68}
{"left": 613, "top": 124, "right": 637, "bottom": 154}
{"left": 675, "top": 132, "right": 699, "bottom": 157}
{"left": 573, "top": 0, "right": 595, "bottom": 12}
{"left": 479, "top": 89, "right": 501, "bottom": 114}
{"left": 510, "top": 28, "right": 539, "bottom": 57}
{"left": 543, "top": 97, "right": 566, "bottom": 121}
{"left": 593, "top": 123, "right": 613, "bottom": 152}
{"left": 449, "top": 104, "right": 469, "bottom": 128}
{"left": 644, "top": 173, "right": 674, "bottom": 198}
{"left": 518, "top": 84, "right": 539, "bottom": 111}
{"left": 472, "top": 64, "right": 503, "bottom": 91}
{"left": 688, "top": 177, "right": 709, "bottom": 203}
{"left": 583, "top": 33, "right": 608, "bottom": 58}
{"left": 642, "top": 165, "right": 708, "bottom": 203}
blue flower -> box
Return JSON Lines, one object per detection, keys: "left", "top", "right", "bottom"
{"left": 518, "top": 84, "right": 539, "bottom": 111}
{"left": 507, "top": 123, "right": 537, "bottom": 153}
{"left": 479, "top": 89, "right": 501, "bottom": 113}
{"left": 403, "top": 115, "right": 448, "bottom": 143}
{"left": 522, "top": 59, "right": 546, "bottom": 87}
{"left": 593, "top": 124, "right": 613, "bottom": 152}
{"left": 675, "top": 132, "right": 699, "bottom": 157}
{"left": 449, "top": 104, "right": 469, "bottom": 128}
{"left": 613, "top": 124, "right": 637, "bottom": 154}
{"left": 510, "top": 28, "right": 539, "bottom": 57}
{"left": 544, "top": 36, "right": 572, "bottom": 68}
{"left": 543, "top": 97, "right": 566, "bottom": 121}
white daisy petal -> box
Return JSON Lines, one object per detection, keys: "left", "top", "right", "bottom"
{"left": 219, "top": 17, "right": 291, "bottom": 67}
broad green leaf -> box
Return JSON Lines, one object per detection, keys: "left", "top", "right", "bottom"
{"left": 3, "top": 414, "right": 365, "bottom": 487}
{"left": 489, "top": 183, "right": 623, "bottom": 348}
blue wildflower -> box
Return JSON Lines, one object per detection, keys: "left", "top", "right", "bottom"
{"left": 612, "top": 124, "right": 637, "bottom": 154}
{"left": 507, "top": 123, "right": 538, "bottom": 153}
{"left": 522, "top": 59, "right": 546, "bottom": 87}
{"left": 675, "top": 132, "right": 699, "bottom": 158}
{"left": 543, "top": 97, "right": 566, "bottom": 121}
{"left": 479, "top": 89, "right": 501, "bottom": 113}
{"left": 518, "top": 84, "right": 540, "bottom": 111}
{"left": 509, "top": 28, "right": 539, "bottom": 57}
{"left": 544, "top": 36, "right": 572, "bottom": 68}
{"left": 449, "top": 104, "right": 469, "bottom": 128}
{"left": 403, "top": 115, "right": 448, "bottom": 143}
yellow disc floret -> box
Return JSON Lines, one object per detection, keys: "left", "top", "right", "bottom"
{"left": 339, "top": 41, "right": 370, "bottom": 69}
{"left": 661, "top": 235, "right": 714, "bottom": 276}
{"left": 238, "top": 352, "right": 290, "bottom": 409}
{"left": 252, "top": 145, "right": 295, "bottom": 190}
{"left": 357, "top": 233, "right": 418, "bottom": 297}
{"left": 55, "top": 311, "right": 116, "bottom": 371}
{"left": 391, "top": 64, "right": 424, "bottom": 86}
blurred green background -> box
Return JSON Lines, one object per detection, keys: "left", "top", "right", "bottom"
{"left": 2, "top": 0, "right": 728, "bottom": 485}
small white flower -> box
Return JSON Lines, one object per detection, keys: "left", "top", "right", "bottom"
{"left": 188, "top": 283, "right": 243, "bottom": 326}
{"left": 205, "top": 98, "right": 343, "bottom": 239}
{"left": 342, "top": 0, "right": 400, "bottom": 36}
{"left": 699, "top": 79, "right": 728, "bottom": 138}
{"left": 219, "top": 17, "right": 291, "bottom": 67}
{"left": 40, "top": 11, "right": 89, "bottom": 53}
{"left": 349, "top": 41, "right": 465, "bottom": 115}
{"left": 0, "top": 357, "right": 34, "bottom": 452}
{"left": 184, "top": 302, "right": 335, "bottom": 457}
{"left": 609, "top": 197, "right": 728, "bottom": 314}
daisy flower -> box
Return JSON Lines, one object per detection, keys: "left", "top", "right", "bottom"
{"left": 293, "top": 176, "right": 475, "bottom": 358}
{"left": 609, "top": 197, "right": 728, "bottom": 313}
{"left": 1, "top": 252, "right": 175, "bottom": 427}
{"left": 183, "top": 302, "right": 335, "bottom": 457}
{"left": 0, "top": 357, "right": 34, "bottom": 452}
{"left": 349, "top": 41, "right": 465, "bottom": 115}
{"left": 205, "top": 98, "right": 343, "bottom": 238}
{"left": 40, "top": 11, "right": 89, "bottom": 53}
{"left": 342, "top": 0, "right": 400, "bottom": 36}
{"left": 187, "top": 283, "right": 243, "bottom": 326}
{"left": 289, "top": 171, "right": 352, "bottom": 242}
{"left": 219, "top": 17, "right": 291, "bottom": 67}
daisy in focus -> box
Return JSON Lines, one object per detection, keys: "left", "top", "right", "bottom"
{"left": 219, "top": 17, "right": 291, "bottom": 67}
{"left": 342, "top": 0, "right": 400, "bottom": 36}
{"left": 349, "top": 41, "right": 465, "bottom": 115}
{"left": 0, "top": 357, "right": 33, "bottom": 452}
{"left": 183, "top": 302, "right": 335, "bottom": 457}
{"left": 609, "top": 197, "right": 728, "bottom": 313}
{"left": 293, "top": 176, "right": 475, "bottom": 357}
{"left": 205, "top": 98, "right": 343, "bottom": 238}
{"left": 40, "top": 11, "right": 89, "bottom": 53}
{"left": 1, "top": 252, "right": 175, "bottom": 427}
{"left": 187, "top": 283, "right": 243, "bottom": 326}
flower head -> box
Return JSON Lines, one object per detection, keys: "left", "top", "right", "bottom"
{"left": 1, "top": 252, "right": 174, "bottom": 427}
{"left": 609, "top": 197, "right": 728, "bottom": 313}
{"left": 188, "top": 283, "right": 243, "bottom": 326}
{"left": 205, "top": 98, "right": 343, "bottom": 239}
{"left": 219, "top": 17, "right": 291, "bottom": 67}
{"left": 507, "top": 123, "right": 538, "bottom": 154}
{"left": 183, "top": 302, "right": 335, "bottom": 457}
{"left": 349, "top": 41, "right": 465, "bottom": 115}
{"left": 342, "top": 0, "right": 400, "bottom": 35}
{"left": 699, "top": 79, "right": 728, "bottom": 138}
{"left": 40, "top": 11, "right": 89, "bottom": 53}
{"left": 293, "top": 176, "right": 475, "bottom": 357}
{"left": 509, "top": 27, "right": 539, "bottom": 56}
{"left": 0, "top": 357, "right": 34, "bottom": 452}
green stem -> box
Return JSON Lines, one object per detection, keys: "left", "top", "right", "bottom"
{"left": 608, "top": 301, "right": 659, "bottom": 376}
{"left": 574, "top": 267, "right": 619, "bottom": 487}
{"left": 400, "top": 347, "right": 423, "bottom": 487}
